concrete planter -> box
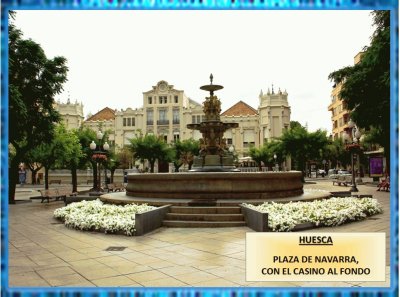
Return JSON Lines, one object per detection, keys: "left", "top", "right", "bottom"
{"left": 240, "top": 204, "right": 316, "bottom": 232}
{"left": 135, "top": 205, "right": 171, "bottom": 236}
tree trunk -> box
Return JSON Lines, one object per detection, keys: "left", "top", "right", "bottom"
{"left": 9, "top": 157, "right": 20, "bottom": 204}
{"left": 31, "top": 170, "right": 37, "bottom": 184}
{"left": 45, "top": 167, "right": 49, "bottom": 190}
{"left": 110, "top": 169, "right": 115, "bottom": 183}
{"left": 71, "top": 164, "right": 78, "bottom": 192}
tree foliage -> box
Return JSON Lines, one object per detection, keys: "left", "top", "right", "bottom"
{"left": 129, "top": 134, "right": 173, "bottom": 173}
{"left": 8, "top": 19, "right": 68, "bottom": 203}
{"left": 280, "top": 123, "right": 328, "bottom": 179}
{"left": 328, "top": 10, "right": 390, "bottom": 163}
{"left": 171, "top": 138, "right": 200, "bottom": 171}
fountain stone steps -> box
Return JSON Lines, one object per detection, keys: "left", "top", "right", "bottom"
{"left": 165, "top": 213, "right": 244, "bottom": 222}
{"left": 163, "top": 220, "right": 247, "bottom": 228}
{"left": 170, "top": 206, "right": 241, "bottom": 214}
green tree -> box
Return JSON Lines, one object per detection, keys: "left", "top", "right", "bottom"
{"left": 33, "top": 125, "right": 81, "bottom": 190}
{"left": 171, "top": 138, "right": 200, "bottom": 171}
{"left": 248, "top": 145, "right": 269, "bottom": 170}
{"left": 8, "top": 20, "right": 68, "bottom": 203}
{"left": 280, "top": 124, "right": 328, "bottom": 181}
{"left": 75, "top": 127, "right": 100, "bottom": 190}
{"left": 129, "top": 134, "right": 173, "bottom": 173}
{"left": 328, "top": 11, "right": 390, "bottom": 169}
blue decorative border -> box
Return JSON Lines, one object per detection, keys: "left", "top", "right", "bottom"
{"left": 1, "top": 2, "right": 398, "bottom": 297}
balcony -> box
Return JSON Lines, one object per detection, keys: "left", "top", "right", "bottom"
{"left": 157, "top": 120, "right": 169, "bottom": 125}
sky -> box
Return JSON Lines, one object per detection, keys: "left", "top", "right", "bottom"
{"left": 13, "top": 10, "right": 374, "bottom": 132}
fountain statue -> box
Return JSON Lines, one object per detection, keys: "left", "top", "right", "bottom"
{"left": 187, "top": 74, "right": 239, "bottom": 172}
{"left": 101, "top": 75, "right": 328, "bottom": 208}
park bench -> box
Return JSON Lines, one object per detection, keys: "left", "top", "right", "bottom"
{"left": 107, "top": 183, "right": 125, "bottom": 192}
{"left": 332, "top": 175, "right": 352, "bottom": 186}
{"left": 39, "top": 188, "right": 78, "bottom": 203}
{"left": 49, "top": 180, "right": 61, "bottom": 185}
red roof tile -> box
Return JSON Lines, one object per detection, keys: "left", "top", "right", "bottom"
{"left": 221, "top": 101, "right": 258, "bottom": 116}
{"left": 86, "top": 107, "right": 115, "bottom": 121}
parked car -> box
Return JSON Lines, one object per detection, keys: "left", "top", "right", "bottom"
{"left": 337, "top": 170, "right": 350, "bottom": 175}
{"left": 327, "top": 169, "right": 337, "bottom": 177}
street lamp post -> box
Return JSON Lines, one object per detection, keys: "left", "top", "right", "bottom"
{"left": 89, "top": 131, "right": 110, "bottom": 195}
{"left": 274, "top": 154, "right": 278, "bottom": 172}
{"left": 345, "top": 119, "right": 362, "bottom": 192}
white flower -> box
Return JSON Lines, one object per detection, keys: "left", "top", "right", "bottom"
{"left": 243, "top": 197, "right": 383, "bottom": 232}
{"left": 54, "top": 199, "right": 156, "bottom": 236}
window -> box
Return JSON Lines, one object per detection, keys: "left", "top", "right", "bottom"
{"left": 173, "top": 133, "right": 180, "bottom": 142}
{"left": 201, "top": 115, "right": 205, "bottom": 122}
{"left": 192, "top": 115, "right": 196, "bottom": 123}
{"left": 158, "top": 109, "right": 168, "bottom": 125}
{"left": 173, "top": 109, "right": 180, "bottom": 124}
{"left": 163, "top": 135, "right": 168, "bottom": 142}
{"left": 159, "top": 96, "right": 167, "bottom": 104}
{"left": 127, "top": 118, "right": 131, "bottom": 126}
{"left": 197, "top": 115, "right": 201, "bottom": 123}
{"left": 148, "top": 96, "right": 152, "bottom": 104}
{"left": 131, "top": 117, "right": 135, "bottom": 126}
{"left": 174, "top": 95, "right": 178, "bottom": 103}
{"left": 123, "top": 118, "right": 127, "bottom": 126}
{"left": 147, "top": 110, "right": 153, "bottom": 125}
{"left": 226, "top": 138, "right": 233, "bottom": 145}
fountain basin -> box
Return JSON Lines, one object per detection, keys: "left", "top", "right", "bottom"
{"left": 124, "top": 171, "right": 303, "bottom": 200}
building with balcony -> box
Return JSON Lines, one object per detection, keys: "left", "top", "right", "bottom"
{"left": 82, "top": 80, "right": 292, "bottom": 158}
{"left": 328, "top": 52, "right": 363, "bottom": 140}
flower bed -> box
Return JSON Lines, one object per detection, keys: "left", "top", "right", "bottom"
{"left": 242, "top": 197, "right": 383, "bottom": 232}
{"left": 54, "top": 199, "right": 156, "bottom": 236}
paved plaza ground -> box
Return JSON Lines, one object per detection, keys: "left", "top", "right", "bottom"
{"left": 7, "top": 179, "right": 392, "bottom": 288}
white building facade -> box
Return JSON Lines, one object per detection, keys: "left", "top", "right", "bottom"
{"left": 79, "top": 80, "right": 291, "bottom": 158}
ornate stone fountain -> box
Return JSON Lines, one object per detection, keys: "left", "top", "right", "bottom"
{"left": 187, "top": 74, "right": 239, "bottom": 172}
{"left": 101, "top": 75, "right": 329, "bottom": 207}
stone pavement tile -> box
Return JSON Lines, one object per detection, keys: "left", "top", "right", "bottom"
{"left": 45, "top": 274, "right": 92, "bottom": 287}
{"left": 110, "top": 263, "right": 153, "bottom": 275}
{"left": 9, "top": 256, "right": 38, "bottom": 267}
{"left": 191, "top": 278, "right": 239, "bottom": 287}
{"left": 9, "top": 271, "right": 49, "bottom": 287}
{"left": 59, "top": 280, "right": 95, "bottom": 287}
{"left": 27, "top": 252, "right": 57, "bottom": 261}
{"left": 148, "top": 260, "right": 175, "bottom": 269}
{"left": 9, "top": 266, "right": 36, "bottom": 274}
{"left": 158, "top": 265, "right": 202, "bottom": 276}
{"left": 118, "top": 251, "right": 149, "bottom": 261}
{"left": 125, "top": 244, "right": 154, "bottom": 252}
{"left": 139, "top": 277, "right": 188, "bottom": 287}
{"left": 190, "top": 260, "right": 224, "bottom": 271}
{"left": 30, "top": 257, "right": 68, "bottom": 266}
{"left": 53, "top": 251, "right": 90, "bottom": 262}
{"left": 95, "top": 255, "right": 127, "bottom": 264}
{"left": 127, "top": 270, "right": 170, "bottom": 283}
{"left": 72, "top": 265, "right": 120, "bottom": 280}
{"left": 173, "top": 271, "right": 220, "bottom": 285}
{"left": 130, "top": 255, "right": 165, "bottom": 265}
{"left": 91, "top": 275, "right": 138, "bottom": 287}
{"left": 35, "top": 266, "right": 77, "bottom": 278}
{"left": 227, "top": 251, "right": 246, "bottom": 260}
{"left": 160, "top": 256, "right": 199, "bottom": 266}
{"left": 69, "top": 258, "right": 103, "bottom": 267}
{"left": 206, "top": 266, "right": 245, "bottom": 278}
